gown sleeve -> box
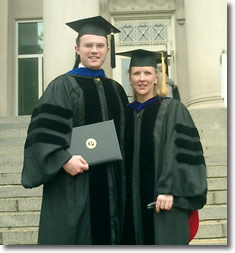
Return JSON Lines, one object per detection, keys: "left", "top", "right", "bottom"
{"left": 155, "top": 99, "right": 207, "bottom": 210}
{"left": 21, "top": 75, "right": 76, "bottom": 188}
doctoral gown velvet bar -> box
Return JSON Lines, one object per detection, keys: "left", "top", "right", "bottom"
{"left": 123, "top": 97, "right": 207, "bottom": 245}
{"left": 22, "top": 73, "right": 128, "bottom": 245}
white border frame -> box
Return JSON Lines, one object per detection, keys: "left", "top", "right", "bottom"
{"left": 220, "top": 50, "right": 227, "bottom": 108}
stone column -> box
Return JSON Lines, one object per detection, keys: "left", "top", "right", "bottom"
{"left": 183, "top": 2, "right": 227, "bottom": 243}
{"left": 184, "top": 0, "right": 227, "bottom": 108}
{"left": 43, "top": 0, "right": 100, "bottom": 86}
{"left": 0, "top": 0, "right": 8, "bottom": 116}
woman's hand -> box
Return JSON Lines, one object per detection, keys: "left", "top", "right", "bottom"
{"left": 63, "top": 155, "right": 89, "bottom": 176}
{"left": 155, "top": 194, "right": 174, "bottom": 213}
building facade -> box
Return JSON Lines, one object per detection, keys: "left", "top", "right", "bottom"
{"left": 0, "top": 0, "right": 227, "bottom": 245}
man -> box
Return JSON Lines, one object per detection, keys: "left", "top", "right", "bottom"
{"left": 21, "top": 16, "right": 128, "bottom": 245}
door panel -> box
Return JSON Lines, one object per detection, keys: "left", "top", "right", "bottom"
{"left": 18, "top": 58, "right": 38, "bottom": 115}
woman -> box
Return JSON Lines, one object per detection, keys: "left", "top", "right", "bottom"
{"left": 118, "top": 49, "right": 207, "bottom": 245}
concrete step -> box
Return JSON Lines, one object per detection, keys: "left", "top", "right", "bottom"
{"left": 189, "top": 108, "right": 227, "bottom": 127}
{"left": 0, "top": 123, "right": 29, "bottom": 131}
{"left": 0, "top": 114, "right": 227, "bottom": 245}
{"left": 189, "top": 108, "right": 227, "bottom": 166}
{"left": 0, "top": 198, "right": 42, "bottom": 212}
{"left": 206, "top": 190, "right": 227, "bottom": 205}
{"left": 207, "top": 177, "right": 227, "bottom": 191}
{"left": 203, "top": 146, "right": 227, "bottom": 165}
{"left": 199, "top": 205, "right": 227, "bottom": 221}
{"left": 0, "top": 143, "right": 25, "bottom": 155}
{"left": 0, "top": 212, "right": 40, "bottom": 228}
{"left": 207, "top": 165, "right": 227, "bottom": 178}
{"left": 0, "top": 161, "right": 23, "bottom": 174}
{"left": 195, "top": 220, "right": 227, "bottom": 239}
{"left": 0, "top": 185, "right": 42, "bottom": 198}
{"left": 0, "top": 177, "right": 226, "bottom": 198}
{"left": 0, "top": 227, "right": 38, "bottom": 245}
{"left": 0, "top": 128, "right": 27, "bottom": 139}
{"left": 0, "top": 222, "right": 228, "bottom": 245}
{"left": 0, "top": 155, "right": 24, "bottom": 173}
{"left": 0, "top": 116, "right": 30, "bottom": 124}
{"left": 0, "top": 137, "right": 26, "bottom": 146}
{"left": 0, "top": 117, "right": 29, "bottom": 140}
{"left": 0, "top": 219, "right": 227, "bottom": 245}
{"left": 0, "top": 173, "right": 21, "bottom": 185}
{"left": 190, "top": 238, "right": 227, "bottom": 245}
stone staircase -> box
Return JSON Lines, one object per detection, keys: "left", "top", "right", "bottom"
{"left": 0, "top": 109, "right": 227, "bottom": 245}
{"left": 189, "top": 107, "right": 227, "bottom": 245}
{"left": 0, "top": 116, "right": 42, "bottom": 245}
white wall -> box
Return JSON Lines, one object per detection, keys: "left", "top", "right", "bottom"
{"left": 43, "top": 0, "right": 100, "bottom": 86}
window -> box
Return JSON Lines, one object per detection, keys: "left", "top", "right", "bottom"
{"left": 17, "top": 21, "right": 43, "bottom": 115}
{"left": 116, "top": 18, "right": 170, "bottom": 46}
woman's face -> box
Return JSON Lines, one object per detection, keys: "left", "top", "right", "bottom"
{"left": 76, "top": 34, "right": 109, "bottom": 70}
{"left": 130, "top": 66, "right": 157, "bottom": 102}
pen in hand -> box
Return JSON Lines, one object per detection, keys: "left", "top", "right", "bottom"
{"left": 147, "top": 195, "right": 174, "bottom": 212}
{"left": 147, "top": 201, "right": 156, "bottom": 209}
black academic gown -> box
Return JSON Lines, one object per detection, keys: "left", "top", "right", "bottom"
{"left": 123, "top": 97, "right": 207, "bottom": 245}
{"left": 21, "top": 73, "right": 128, "bottom": 245}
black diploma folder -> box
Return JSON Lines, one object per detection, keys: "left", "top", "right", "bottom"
{"left": 68, "top": 120, "right": 122, "bottom": 165}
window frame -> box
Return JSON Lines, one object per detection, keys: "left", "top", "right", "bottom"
{"left": 16, "top": 20, "right": 43, "bottom": 115}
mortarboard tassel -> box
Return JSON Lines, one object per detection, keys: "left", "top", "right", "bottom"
{"left": 160, "top": 52, "right": 167, "bottom": 96}
{"left": 110, "top": 32, "right": 116, "bottom": 68}
{"left": 73, "top": 54, "right": 81, "bottom": 69}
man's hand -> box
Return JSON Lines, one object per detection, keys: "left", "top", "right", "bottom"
{"left": 155, "top": 194, "right": 174, "bottom": 213}
{"left": 63, "top": 155, "right": 89, "bottom": 176}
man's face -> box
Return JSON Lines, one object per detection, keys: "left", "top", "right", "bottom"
{"left": 76, "top": 34, "right": 109, "bottom": 70}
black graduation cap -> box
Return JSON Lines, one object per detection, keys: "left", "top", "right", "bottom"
{"left": 66, "top": 16, "right": 120, "bottom": 68}
{"left": 116, "top": 49, "right": 169, "bottom": 68}
{"left": 116, "top": 49, "right": 169, "bottom": 96}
